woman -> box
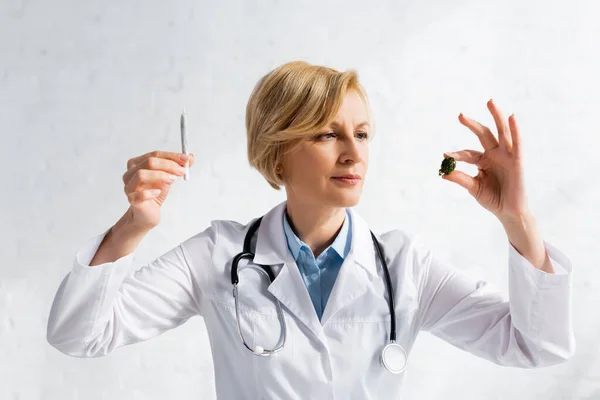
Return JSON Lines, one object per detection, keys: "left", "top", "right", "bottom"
{"left": 47, "top": 61, "right": 574, "bottom": 399}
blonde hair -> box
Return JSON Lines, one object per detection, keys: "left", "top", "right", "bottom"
{"left": 246, "top": 60, "right": 373, "bottom": 190}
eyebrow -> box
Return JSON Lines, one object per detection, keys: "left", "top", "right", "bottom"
{"left": 329, "top": 121, "right": 370, "bottom": 129}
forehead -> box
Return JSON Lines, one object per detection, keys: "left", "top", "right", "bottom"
{"left": 330, "top": 90, "right": 369, "bottom": 126}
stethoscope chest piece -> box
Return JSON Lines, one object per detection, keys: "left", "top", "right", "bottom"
{"left": 380, "top": 342, "right": 408, "bottom": 374}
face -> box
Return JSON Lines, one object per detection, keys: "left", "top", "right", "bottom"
{"left": 280, "top": 89, "right": 370, "bottom": 208}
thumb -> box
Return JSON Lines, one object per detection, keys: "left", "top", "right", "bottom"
{"left": 442, "top": 170, "right": 477, "bottom": 193}
{"left": 153, "top": 185, "right": 172, "bottom": 206}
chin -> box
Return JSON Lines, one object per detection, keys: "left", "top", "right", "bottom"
{"left": 324, "top": 189, "right": 362, "bottom": 208}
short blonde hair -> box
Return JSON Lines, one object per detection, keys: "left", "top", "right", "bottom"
{"left": 246, "top": 60, "right": 373, "bottom": 190}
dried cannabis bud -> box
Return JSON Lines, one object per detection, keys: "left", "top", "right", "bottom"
{"left": 439, "top": 156, "right": 456, "bottom": 176}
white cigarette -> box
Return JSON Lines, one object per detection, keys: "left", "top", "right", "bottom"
{"left": 180, "top": 109, "right": 190, "bottom": 180}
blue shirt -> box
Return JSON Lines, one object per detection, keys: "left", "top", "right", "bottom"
{"left": 282, "top": 209, "right": 352, "bottom": 321}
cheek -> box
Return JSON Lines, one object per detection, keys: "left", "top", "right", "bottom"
{"left": 361, "top": 146, "right": 369, "bottom": 167}
{"left": 287, "top": 152, "right": 332, "bottom": 186}
{"left": 301, "top": 157, "right": 329, "bottom": 182}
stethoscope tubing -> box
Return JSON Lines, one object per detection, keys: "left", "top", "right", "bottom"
{"left": 229, "top": 215, "right": 407, "bottom": 373}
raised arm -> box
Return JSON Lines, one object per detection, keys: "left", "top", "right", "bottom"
{"left": 416, "top": 237, "right": 575, "bottom": 368}
{"left": 46, "top": 149, "right": 210, "bottom": 357}
{"left": 46, "top": 218, "right": 215, "bottom": 358}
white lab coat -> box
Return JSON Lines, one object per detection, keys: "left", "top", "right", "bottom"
{"left": 47, "top": 201, "right": 575, "bottom": 399}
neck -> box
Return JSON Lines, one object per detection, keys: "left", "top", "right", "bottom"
{"left": 284, "top": 198, "right": 347, "bottom": 258}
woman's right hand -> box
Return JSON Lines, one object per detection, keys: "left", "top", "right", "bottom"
{"left": 122, "top": 150, "right": 195, "bottom": 231}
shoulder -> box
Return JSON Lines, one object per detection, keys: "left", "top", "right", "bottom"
{"left": 374, "top": 227, "right": 420, "bottom": 257}
{"left": 177, "top": 218, "right": 254, "bottom": 297}
{"left": 180, "top": 218, "right": 253, "bottom": 254}
{"left": 373, "top": 227, "right": 435, "bottom": 277}
{"left": 350, "top": 208, "right": 430, "bottom": 267}
{"left": 375, "top": 228, "right": 413, "bottom": 250}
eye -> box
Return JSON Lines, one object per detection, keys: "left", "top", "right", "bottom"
{"left": 356, "top": 131, "right": 369, "bottom": 140}
{"left": 316, "top": 132, "right": 336, "bottom": 140}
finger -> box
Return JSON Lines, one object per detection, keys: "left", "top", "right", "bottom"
{"left": 185, "top": 153, "right": 195, "bottom": 168}
{"left": 123, "top": 156, "right": 187, "bottom": 185}
{"left": 127, "top": 150, "right": 190, "bottom": 170}
{"left": 508, "top": 114, "right": 521, "bottom": 157}
{"left": 487, "top": 99, "right": 512, "bottom": 149}
{"left": 127, "top": 188, "right": 162, "bottom": 206}
{"left": 458, "top": 113, "right": 498, "bottom": 151}
{"left": 441, "top": 169, "right": 478, "bottom": 193}
{"left": 443, "top": 149, "right": 483, "bottom": 166}
{"left": 124, "top": 169, "right": 178, "bottom": 196}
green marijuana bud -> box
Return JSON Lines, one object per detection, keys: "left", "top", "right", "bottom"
{"left": 439, "top": 157, "right": 456, "bottom": 176}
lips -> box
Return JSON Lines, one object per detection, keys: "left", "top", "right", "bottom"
{"left": 332, "top": 174, "right": 362, "bottom": 186}
{"left": 333, "top": 174, "right": 361, "bottom": 180}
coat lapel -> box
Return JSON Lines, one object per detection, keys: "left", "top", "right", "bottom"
{"left": 252, "top": 201, "right": 326, "bottom": 343}
{"left": 251, "top": 202, "right": 381, "bottom": 341}
{"left": 320, "top": 207, "right": 379, "bottom": 324}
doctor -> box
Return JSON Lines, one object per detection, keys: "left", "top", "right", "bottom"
{"left": 47, "top": 60, "right": 575, "bottom": 399}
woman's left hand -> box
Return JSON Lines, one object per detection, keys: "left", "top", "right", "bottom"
{"left": 442, "top": 99, "right": 531, "bottom": 223}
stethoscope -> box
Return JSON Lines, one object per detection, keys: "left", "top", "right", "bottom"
{"left": 230, "top": 215, "right": 408, "bottom": 374}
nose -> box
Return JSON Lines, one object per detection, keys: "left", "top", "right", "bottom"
{"left": 339, "top": 133, "right": 363, "bottom": 164}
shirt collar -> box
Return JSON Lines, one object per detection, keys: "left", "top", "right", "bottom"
{"left": 283, "top": 208, "right": 351, "bottom": 261}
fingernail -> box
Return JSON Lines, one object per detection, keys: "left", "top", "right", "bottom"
{"left": 180, "top": 154, "right": 189, "bottom": 161}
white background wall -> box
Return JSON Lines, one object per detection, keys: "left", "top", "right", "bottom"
{"left": 2, "top": 0, "right": 599, "bottom": 398}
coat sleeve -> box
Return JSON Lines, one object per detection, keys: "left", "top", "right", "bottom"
{"left": 46, "top": 224, "right": 216, "bottom": 358}
{"left": 416, "top": 237, "right": 575, "bottom": 368}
